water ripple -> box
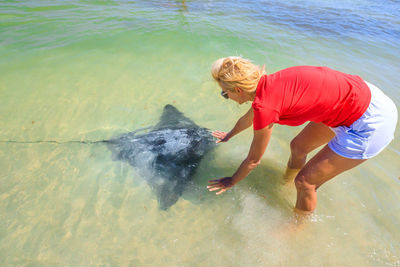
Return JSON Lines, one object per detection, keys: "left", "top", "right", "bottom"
{"left": 1, "top": 0, "right": 399, "bottom": 51}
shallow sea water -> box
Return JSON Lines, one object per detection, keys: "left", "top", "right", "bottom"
{"left": 1, "top": 0, "right": 399, "bottom": 266}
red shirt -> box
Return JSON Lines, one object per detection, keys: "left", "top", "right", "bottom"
{"left": 252, "top": 66, "right": 371, "bottom": 130}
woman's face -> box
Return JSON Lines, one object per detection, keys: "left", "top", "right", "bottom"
{"left": 222, "top": 88, "right": 249, "bottom": 104}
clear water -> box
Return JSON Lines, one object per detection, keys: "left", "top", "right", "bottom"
{"left": 1, "top": 0, "right": 399, "bottom": 265}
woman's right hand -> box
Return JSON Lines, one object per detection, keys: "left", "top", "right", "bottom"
{"left": 212, "top": 130, "right": 231, "bottom": 143}
{"left": 207, "top": 177, "right": 235, "bottom": 195}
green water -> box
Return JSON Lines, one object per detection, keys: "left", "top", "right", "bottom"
{"left": 1, "top": 1, "right": 399, "bottom": 266}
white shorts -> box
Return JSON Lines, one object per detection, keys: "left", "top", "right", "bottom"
{"left": 328, "top": 82, "right": 398, "bottom": 159}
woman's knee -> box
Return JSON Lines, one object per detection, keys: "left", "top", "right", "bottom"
{"left": 294, "top": 172, "right": 316, "bottom": 192}
{"left": 290, "top": 138, "right": 308, "bottom": 158}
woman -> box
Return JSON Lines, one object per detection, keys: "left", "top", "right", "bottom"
{"left": 207, "top": 56, "right": 397, "bottom": 215}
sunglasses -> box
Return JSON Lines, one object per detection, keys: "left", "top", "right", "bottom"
{"left": 220, "top": 90, "right": 229, "bottom": 99}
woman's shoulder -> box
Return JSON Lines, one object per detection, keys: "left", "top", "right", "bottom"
{"left": 272, "top": 65, "right": 328, "bottom": 75}
{"left": 268, "top": 66, "right": 334, "bottom": 84}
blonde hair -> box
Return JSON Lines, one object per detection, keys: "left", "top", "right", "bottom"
{"left": 211, "top": 56, "right": 265, "bottom": 94}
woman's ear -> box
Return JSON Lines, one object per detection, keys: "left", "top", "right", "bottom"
{"left": 235, "top": 87, "right": 242, "bottom": 94}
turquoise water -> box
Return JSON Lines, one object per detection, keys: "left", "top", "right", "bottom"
{"left": 1, "top": 0, "right": 399, "bottom": 265}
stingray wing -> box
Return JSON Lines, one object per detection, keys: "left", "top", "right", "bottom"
{"left": 154, "top": 104, "right": 199, "bottom": 130}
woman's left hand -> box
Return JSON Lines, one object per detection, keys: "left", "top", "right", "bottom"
{"left": 207, "top": 177, "right": 235, "bottom": 195}
{"left": 212, "top": 130, "right": 231, "bottom": 143}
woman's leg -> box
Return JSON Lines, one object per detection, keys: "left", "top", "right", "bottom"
{"left": 294, "top": 145, "right": 366, "bottom": 213}
{"left": 283, "top": 122, "right": 335, "bottom": 183}
{"left": 288, "top": 122, "right": 335, "bottom": 169}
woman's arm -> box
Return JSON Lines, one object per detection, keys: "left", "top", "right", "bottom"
{"left": 212, "top": 107, "right": 254, "bottom": 143}
{"left": 208, "top": 124, "right": 273, "bottom": 194}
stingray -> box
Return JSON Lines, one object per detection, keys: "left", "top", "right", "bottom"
{"left": 0, "top": 104, "right": 215, "bottom": 210}
{"left": 107, "top": 104, "right": 216, "bottom": 210}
